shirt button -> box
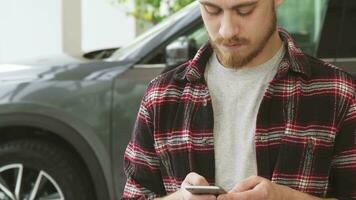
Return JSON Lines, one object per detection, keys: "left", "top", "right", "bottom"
{"left": 202, "top": 138, "right": 210, "bottom": 145}
{"left": 203, "top": 100, "right": 207, "bottom": 106}
{"left": 260, "top": 136, "right": 266, "bottom": 142}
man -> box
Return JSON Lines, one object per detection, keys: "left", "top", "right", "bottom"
{"left": 122, "top": 0, "right": 356, "bottom": 199}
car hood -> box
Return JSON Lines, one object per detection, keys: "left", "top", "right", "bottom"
{"left": 0, "top": 54, "right": 135, "bottom": 82}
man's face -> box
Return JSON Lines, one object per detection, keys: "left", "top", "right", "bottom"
{"left": 199, "top": 0, "right": 282, "bottom": 68}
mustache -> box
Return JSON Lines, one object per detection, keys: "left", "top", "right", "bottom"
{"left": 212, "top": 35, "right": 249, "bottom": 46}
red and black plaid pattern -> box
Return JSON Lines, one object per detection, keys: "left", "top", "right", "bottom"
{"left": 122, "top": 29, "right": 356, "bottom": 199}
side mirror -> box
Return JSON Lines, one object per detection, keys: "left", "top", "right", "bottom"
{"left": 165, "top": 36, "right": 197, "bottom": 68}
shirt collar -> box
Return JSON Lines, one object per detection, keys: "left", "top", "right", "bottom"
{"left": 174, "top": 27, "right": 312, "bottom": 83}
{"left": 276, "top": 28, "right": 311, "bottom": 79}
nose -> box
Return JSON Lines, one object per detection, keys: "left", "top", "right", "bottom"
{"left": 219, "top": 12, "right": 239, "bottom": 39}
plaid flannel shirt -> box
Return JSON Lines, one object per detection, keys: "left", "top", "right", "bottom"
{"left": 122, "top": 29, "right": 356, "bottom": 199}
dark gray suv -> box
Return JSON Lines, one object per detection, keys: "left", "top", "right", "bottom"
{"left": 0, "top": 0, "right": 355, "bottom": 199}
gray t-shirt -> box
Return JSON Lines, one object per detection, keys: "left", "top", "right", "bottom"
{"left": 204, "top": 46, "right": 285, "bottom": 191}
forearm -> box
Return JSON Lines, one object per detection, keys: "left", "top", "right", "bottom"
{"left": 281, "top": 185, "right": 337, "bottom": 200}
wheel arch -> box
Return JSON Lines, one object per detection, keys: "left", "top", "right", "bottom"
{"left": 0, "top": 107, "right": 114, "bottom": 200}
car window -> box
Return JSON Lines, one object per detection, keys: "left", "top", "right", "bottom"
{"left": 109, "top": 1, "right": 199, "bottom": 62}
{"left": 175, "top": 0, "right": 330, "bottom": 60}
{"left": 147, "top": 0, "right": 331, "bottom": 68}
{"left": 277, "top": 0, "right": 329, "bottom": 56}
{"left": 146, "top": 23, "right": 206, "bottom": 66}
{"left": 187, "top": 26, "right": 209, "bottom": 49}
{"left": 187, "top": 0, "right": 330, "bottom": 56}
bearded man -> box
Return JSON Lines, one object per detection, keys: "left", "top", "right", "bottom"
{"left": 122, "top": 0, "right": 356, "bottom": 199}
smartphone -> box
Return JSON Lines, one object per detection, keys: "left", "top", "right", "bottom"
{"left": 184, "top": 185, "right": 226, "bottom": 195}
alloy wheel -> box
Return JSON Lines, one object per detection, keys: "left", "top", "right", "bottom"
{"left": 0, "top": 163, "right": 64, "bottom": 200}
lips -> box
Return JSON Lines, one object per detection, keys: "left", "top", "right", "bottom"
{"left": 222, "top": 43, "right": 242, "bottom": 49}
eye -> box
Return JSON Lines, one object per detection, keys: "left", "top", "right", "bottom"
{"left": 236, "top": 7, "right": 254, "bottom": 16}
{"left": 204, "top": 5, "right": 221, "bottom": 15}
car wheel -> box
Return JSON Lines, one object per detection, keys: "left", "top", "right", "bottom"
{"left": 0, "top": 139, "right": 96, "bottom": 200}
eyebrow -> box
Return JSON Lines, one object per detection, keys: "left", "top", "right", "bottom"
{"left": 198, "top": 0, "right": 258, "bottom": 10}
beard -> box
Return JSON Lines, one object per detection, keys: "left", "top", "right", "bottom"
{"left": 210, "top": 7, "right": 277, "bottom": 69}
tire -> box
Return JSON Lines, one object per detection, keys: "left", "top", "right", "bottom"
{"left": 0, "top": 139, "right": 96, "bottom": 200}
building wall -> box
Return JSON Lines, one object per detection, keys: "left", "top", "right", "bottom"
{"left": 0, "top": 0, "right": 136, "bottom": 63}
{"left": 0, "top": 0, "right": 62, "bottom": 63}
{"left": 82, "top": 0, "right": 135, "bottom": 52}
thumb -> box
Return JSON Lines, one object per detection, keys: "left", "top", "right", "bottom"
{"left": 183, "top": 172, "right": 210, "bottom": 186}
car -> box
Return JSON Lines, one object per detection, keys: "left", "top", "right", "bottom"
{"left": 0, "top": 0, "right": 355, "bottom": 199}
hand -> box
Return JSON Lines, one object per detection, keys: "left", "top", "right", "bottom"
{"left": 155, "top": 172, "right": 217, "bottom": 200}
{"left": 217, "top": 176, "right": 286, "bottom": 200}
{"left": 179, "top": 172, "right": 217, "bottom": 200}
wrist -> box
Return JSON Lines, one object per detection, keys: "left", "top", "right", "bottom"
{"left": 274, "top": 184, "right": 315, "bottom": 200}
{"left": 274, "top": 184, "right": 291, "bottom": 200}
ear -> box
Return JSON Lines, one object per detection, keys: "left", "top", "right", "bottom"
{"left": 274, "top": 0, "right": 283, "bottom": 7}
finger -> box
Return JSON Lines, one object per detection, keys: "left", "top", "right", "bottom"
{"left": 180, "top": 173, "right": 215, "bottom": 200}
{"left": 181, "top": 188, "right": 216, "bottom": 200}
{"left": 218, "top": 189, "right": 263, "bottom": 200}
{"left": 217, "top": 194, "right": 230, "bottom": 200}
{"left": 183, "top": 172, "right": 210, "bottom": 186}
{"left": 195, "top": 195, "right": 216, "bottom": 200}
{"left": 187, "top": 194, "right": 217, "bottom": 200}
{"left": 230, "top": 176, "right": 264, "bottom": 192}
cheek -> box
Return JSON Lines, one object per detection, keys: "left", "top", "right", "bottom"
{"left": 245, "top": 11, "right": 273, "bottom": 38}
{"left": 202, "top": 16, "right": 221, "bottom": 39}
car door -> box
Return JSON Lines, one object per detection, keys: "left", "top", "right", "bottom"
{"left": 112, "top": 20, "right": 208, "bottom": 198}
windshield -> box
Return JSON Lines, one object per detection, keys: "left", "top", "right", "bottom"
{"left": 108, "top": 1, "right": 199, "bottom": 62}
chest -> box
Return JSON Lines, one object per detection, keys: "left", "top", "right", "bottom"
{"left": 153, "top": 80, "right": 339, "bottom": 196}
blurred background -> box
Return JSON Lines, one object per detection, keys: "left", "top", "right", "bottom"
{"left": 0, "top": 0, "right": 335, "bottom": 63}
{"left": 0, "top": 0, "right": 135, "bottom": 63}
{"left": 0, "top": 0, "right": 196, "bottom": 64}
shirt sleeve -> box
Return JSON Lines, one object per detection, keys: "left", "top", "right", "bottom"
{"left": 121, "top": 90, "right": 166, "bottom": 199}
{"left": 327, "top": 92, "right": 356, "bottom": 198}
